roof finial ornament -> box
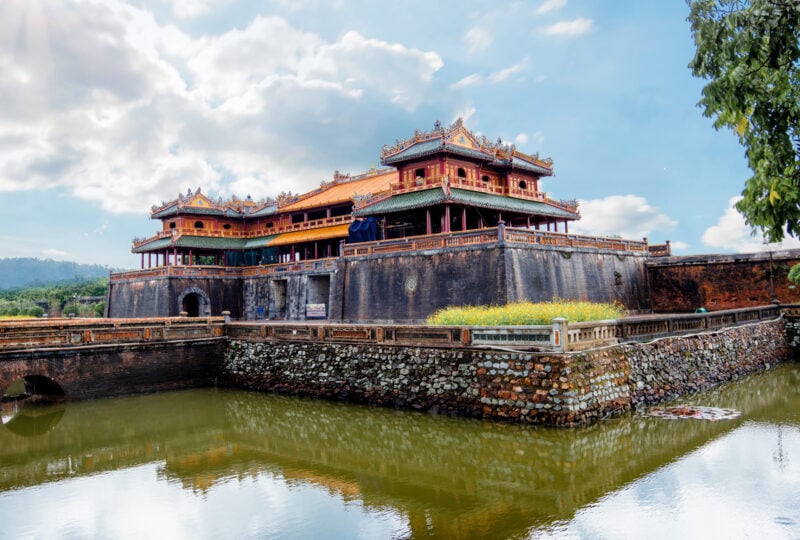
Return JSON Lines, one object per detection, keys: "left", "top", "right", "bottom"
{"left": 433, "top": 119, "right": 442, "bottom": 131}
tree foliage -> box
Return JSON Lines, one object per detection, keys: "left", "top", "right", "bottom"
{"left": 688, "top": 0, "right": 800, "bottom": 242}
{"left": 0, "top": 277, "right": 108, "bottom": 317}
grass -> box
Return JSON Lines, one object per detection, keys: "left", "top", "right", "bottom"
{"left": 426, "top": 299, "right": 626, "bottom": 326}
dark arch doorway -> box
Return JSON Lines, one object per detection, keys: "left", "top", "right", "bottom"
{"left": 183, "top": 293, "right": 200, "bottom": 317}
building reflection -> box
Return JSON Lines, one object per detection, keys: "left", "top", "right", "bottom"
{"left": 0, "top": 364, "right": 798, "bottom": 538}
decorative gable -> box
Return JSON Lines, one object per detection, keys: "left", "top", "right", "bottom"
{"left": 188, "top": 193, "right": 214, "bottom": 208}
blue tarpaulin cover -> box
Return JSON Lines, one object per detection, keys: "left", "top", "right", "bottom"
{"left": 347, "top": 217, "right": 378, "bottom": 243}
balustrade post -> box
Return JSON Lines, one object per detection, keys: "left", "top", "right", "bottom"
{"left": 552, "top": 317, "right": 568, "bottom": 353}
{"left": 497, "top": 220, "right": 506, "bottom": 245}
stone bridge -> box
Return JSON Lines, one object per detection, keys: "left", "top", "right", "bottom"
{"left": 0, "top": 318, "right": 225, "bottom": 401}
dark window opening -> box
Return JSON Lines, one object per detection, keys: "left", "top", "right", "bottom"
{"left": 330, "top": 206, "right": 350, "bottom": 218}
{"left": 194, "top": 221, "right": 204, "bottom": 229}
{"left": 457, "top": 167, "right": 467, "bottom": 178}
{"left": 518, "top": 180, "right": 527, "bottom": 190}
{"left": 291, "top": 214, "right": 305, "bottom": 224}
{"left": 223, "top": 224, "right": 231, "bottom": 230}
{"left": 415, "top": 168, "right": 426, "bottom": 179}
{"left": 265, "top": 222, "right": 274, "bottom": 228}
{"left": 481, "top": 175, "right": 490, "bottom": 183}
{"left": 308, "top": 209, "right": 326, "bottom": 221}
{"left": 169, "top": 222, "right": 176, "bottom": 229}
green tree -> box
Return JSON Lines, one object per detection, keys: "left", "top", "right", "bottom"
{"left": 688, "top": 0, "right": 800, "bottom": 242}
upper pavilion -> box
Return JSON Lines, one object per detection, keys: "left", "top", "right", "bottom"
{"left": 130, "top": 119, "right": 580, "bottom": 269}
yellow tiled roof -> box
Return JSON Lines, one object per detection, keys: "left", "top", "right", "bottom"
{"left": 280, "top": 170, "right": 396, "bottom": 212}
{"left": 267, "top": 223, "right": 351, "bottom": 247}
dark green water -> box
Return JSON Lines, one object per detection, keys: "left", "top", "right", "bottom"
{"left": 1, "top": 364, "right": 800, "bottom": 539}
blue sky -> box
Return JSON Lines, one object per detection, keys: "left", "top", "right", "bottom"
{"left": 2, "top": 0, "right": 796, "bottom": 269}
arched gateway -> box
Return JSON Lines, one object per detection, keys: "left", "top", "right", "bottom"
{"left": 178, "top": 287, "right": 211, "bottom": 317}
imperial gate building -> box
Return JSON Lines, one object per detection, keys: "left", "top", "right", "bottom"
{"left": 108, "top": 120, "right": 668, "bottom": 321}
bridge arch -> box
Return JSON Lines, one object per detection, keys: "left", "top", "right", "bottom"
{"left": 178, "top": 287, "right": 211, "bottom": 317}
{"left": 2, "top": 374, "right": 66, "bottom": 401}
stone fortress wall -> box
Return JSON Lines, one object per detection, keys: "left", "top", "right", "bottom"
{"left": 223, "top": 317, "right": 790, "bottom": 426}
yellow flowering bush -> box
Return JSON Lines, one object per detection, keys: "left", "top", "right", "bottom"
{"left": 426, "top": 299, "right": 625, "bottom": 326}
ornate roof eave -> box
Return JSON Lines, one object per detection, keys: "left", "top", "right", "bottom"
{"left": 353, "top": 187, "right": 579, "bottom": 219}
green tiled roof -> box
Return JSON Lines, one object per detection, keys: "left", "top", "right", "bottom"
{"left": 353, "top": 187, "right": 578, "bottom": 219}
{"left": 152, "top": 206, "right": 232, "bottom": 219}
{"left": 381, "top": 140, "right": 494, "bottom": 165}
{"left": 131, "top": 237, "right": 174, "bottom": 253}
{"left": 133, "top": 234, "right": 281, "bottom": 253}
{"left": 175, "top": 236, "right": 247, "bottom": 249}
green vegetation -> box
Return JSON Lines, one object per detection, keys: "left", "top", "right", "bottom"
{"left": 0, "top": 277, "right": 108, "bottom": 318}
{"left": 688, "top": 0, "right": 800, "bottom": 242}
{"left": 0, "top": 258, "right": 109, "bottom": 291}
{"left": 426, "top": 299, "right": 626, "bottom": 326}
{"left": 788, "top": 263, "right": 800, "bottom": 285}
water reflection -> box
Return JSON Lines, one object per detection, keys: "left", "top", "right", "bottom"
{"left": 1, "top": 400, "right": 65, "bottom": 437}
{"left": 0, "top": 364, "right": 798, "bottom": 539}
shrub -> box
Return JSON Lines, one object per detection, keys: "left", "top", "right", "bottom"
{"left": 789, "top": 263, "right": 800, "bottom": 284}
{"left": 426, "top": 299, "right": 626, "bottom": 326}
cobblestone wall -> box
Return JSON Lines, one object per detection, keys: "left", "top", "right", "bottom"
{"left": 222, "top": 319, "right": 790, "bottom": 426}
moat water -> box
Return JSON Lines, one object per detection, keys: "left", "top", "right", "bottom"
{"left": 1, "top": 364, "right": 799, "bottom": 539}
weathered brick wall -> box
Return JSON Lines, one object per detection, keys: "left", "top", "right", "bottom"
{"left": 337, "top": 243, "right": 651, "bottom": 322}
{"left": 648, "top": 251, "right": 800, "bottom": 312}
{"left": 222, "top": 319, "right": 790, "bottom": 426}
{"left": 108, "top": 276, "right": 243, "bottom": 318}
{"left": 0, "top": 341, "right": 223, "bottom": 400}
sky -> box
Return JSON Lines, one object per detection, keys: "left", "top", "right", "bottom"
{"left": 2, "top": 0, "right": 798, "bottom": 269}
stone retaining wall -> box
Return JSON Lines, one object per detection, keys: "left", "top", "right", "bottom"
{"left": 222, "top": 318, "right": 790, "bottom": 426}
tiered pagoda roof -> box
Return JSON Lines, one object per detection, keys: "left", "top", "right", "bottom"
{"left": 380, "top": 118, "right": 554, "bottom": 176}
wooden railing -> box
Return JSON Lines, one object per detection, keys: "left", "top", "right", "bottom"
{"left": 384, "top": 174, "right": 581, "bottom": 212}
{"left": 132, "top": 215, "right": 353, "bottom": 250}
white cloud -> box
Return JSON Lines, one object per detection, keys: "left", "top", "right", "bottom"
{"left": 670, "top": 240, "right": 690, "bottom": 251}
{"left": 532, "top": 131, "right": 545, "bottom": 145}
{"left": 0, "top": 2, "right": 444, "bottom": 214}
{"left": 535, "top": 0, "right": 567, "bottom": 15}
{"left": 571, "top": 195, "right": 676, "bottom": 240}
{"left": 463, "top": 27, "right": 492, "bottom": 55}
{"left": 449, "top": 73, "right": 483, "bottom": 90}
{"left": 43, "top": 248, "right": 78, "bottom": 261}
{"left": 166, "top": 0, "right": 233, "bottom": 18}
{"left": 541, "top": 17, "right": 594, "bottom": 36}
{"left": 701, "top": 196, "right": 800, "bottom": 253}
{"left": 488, "top": 58, "right": 529, "bottom": 83}
{"left": 515, "top": 133, "right": 529, "bottom": 144}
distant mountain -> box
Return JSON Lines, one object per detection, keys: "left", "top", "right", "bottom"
{"left": 0, "top": 258, "right": 109, "bottom": 290}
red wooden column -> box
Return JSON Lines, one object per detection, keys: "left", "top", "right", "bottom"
{"left": 426, "top": 209, "right": 432, "bottom": 235}
{"left": 444, "top": 205, "right": 451, "bottom": 233}
{"left": 188, "top": 249, "right": 193, "bottom": 266}
{"left": 173, "top": 247, "right": 177, "bottom": 265}
{"left": 564, "top": 220, "right": 569, "bottom": 233}
{"left": 141, "top": 253, "right": 144, "bottom": 269}
{"left": 462, "top": 208, "right": 467, "bottom": 231}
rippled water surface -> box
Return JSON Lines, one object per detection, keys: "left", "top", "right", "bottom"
{"left": 2, "top": 364, "right": 799, "bottom": 539}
